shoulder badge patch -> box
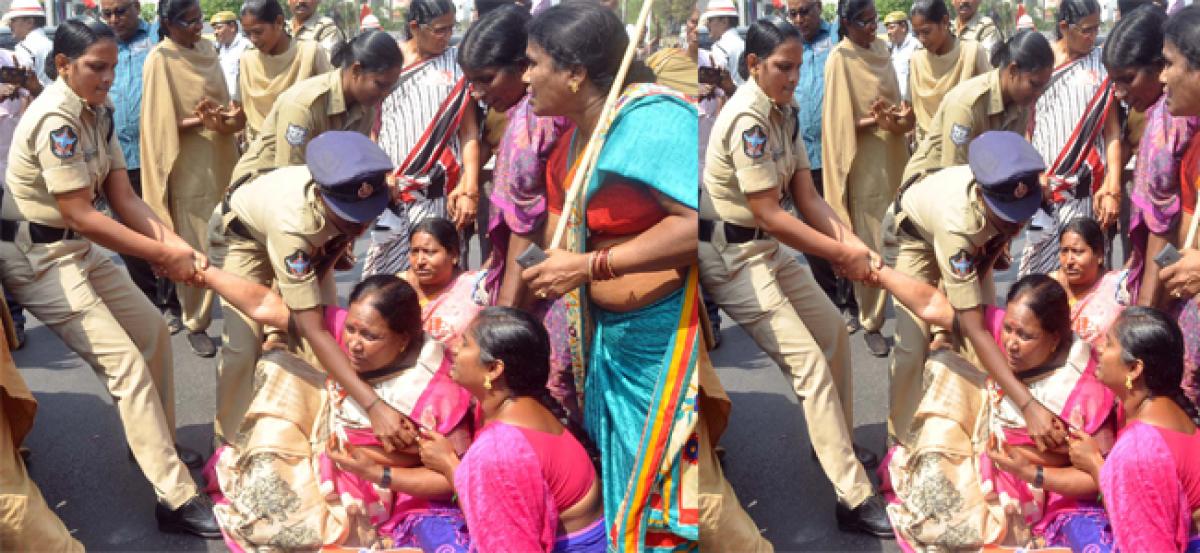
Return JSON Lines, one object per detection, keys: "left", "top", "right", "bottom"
{"left": 284, "top": 249, "right": 313, "bottom": 277}
{"left": 285, "top": 123, "right": 309, "bottom": 147}
{"left": 948, "top": 249, "right": 975, "bottom": 279}
{"left": 49, "top": 125, "right": 79, "bottom": 159}
{"left": 950, "top": 123, "right": 970, "bottom": 146}
{"left": 742, "top": 125, "right": 768, "bottom": 159}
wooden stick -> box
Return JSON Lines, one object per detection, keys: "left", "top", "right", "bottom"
{"left": 548, "top": 0, "right": 655, "bottom": 251}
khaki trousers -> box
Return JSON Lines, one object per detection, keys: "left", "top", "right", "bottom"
{"left": 0, "top": 239, "right": 196, "bottom": 508}
{"left": 169, "top": 189, "right": 218, "bottom": 334}
{"left": 215, "top": 236, "right": 336, "bottom": 443}
{"left": 1, "top": 409, "right": 84, "bottom": 551}
{"left": 698, "top": 351, "right": 773, "bottom": 553}
{"left": 698, "top": 239, "right": 873, "bottom": 508}
{"left": 846, "top": 129, "right": 905, "bottom": 333}
{"left": 887, "top": 235, "right": 993, "bottom": 446}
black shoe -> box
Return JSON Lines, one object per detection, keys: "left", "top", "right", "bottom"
{"left": 836, "top": 494, "right": 894, "bottom": 538}
{"left": 165, "top": 314, "right": 184, "bottom": 335}
{"left": 710, "top": 324, "right": 723, "bottom": 350}
{"left": 155, "top": 494, "right": 221, "bottom": 539}
{"left": 810, "top": 443, "right": 880, "bottom": 470}
{"left": 187, "top": 331, "right": 216, "bottom": 358}
{"left": 129, "top": 444, "right": 205, "bottom": 470}
{"left": 18, "top": 445, "right": 30, "bottom": 463}
{"left": 864, "top": 331, "right": 890, "bottom": 357}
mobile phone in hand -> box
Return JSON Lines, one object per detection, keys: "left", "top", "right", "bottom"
{"left": 1155, "top": 243, "right": 1183, "bottom": 268}
{"left": 0, "top": 66, "right": 25, "bottom": 85}
{"left": 516, "top": 243, "right": 548, "bottom": 269}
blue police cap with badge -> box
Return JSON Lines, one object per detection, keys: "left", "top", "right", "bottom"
{"left": 968, "top": 131, "right": 1046, "bottom": 223}
{"left": 306, "top": 131, "right": 394, "bottom": 224}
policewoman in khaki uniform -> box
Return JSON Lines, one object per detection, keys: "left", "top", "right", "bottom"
{"left": 216, "top": 131, "right": 415, "bottom": 449}
{"left": 0, "top": 18, "right": 219, "bottom": 537}
{"left": 228, "top": 29, "right": 403, "bottom": 187}
{"left": 698, "top": 18, "right": 893, "bottom": 538}
{"left": 902, "top": 30, "right": 1053, "bottom": 185}
{"left": 887, "top": 131, "right": 1069, "bottom": 453}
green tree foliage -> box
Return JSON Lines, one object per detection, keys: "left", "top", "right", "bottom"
{"left": 199, "top": 0, "right": 242, "bottom": 19}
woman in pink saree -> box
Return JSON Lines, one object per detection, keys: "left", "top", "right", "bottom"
{"left": 398, "top": 217, "right": 488, "bottom": 351}
{"left": 199, "top": 271, "right": 474, "bottom": 551}
{"left": 1069, "top": 307, "right": 1200, "bottom": 552}
{"left": 875, "top": 269, "right": 1116, "bottom": 550}
{"left": 1051, "top": 217, "right": 1130, "bottom": 353}
{"left": 418, "top": 307, "right": 604, "bottom": 552}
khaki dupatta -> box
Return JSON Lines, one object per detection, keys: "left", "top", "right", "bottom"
{"left": 821, "top": 37, "right": 900, "bottom": 225}
{"left": 910, "top": 38, "right": 987, "bottom": 135}
{"left": 139, "top": 38, "right": 231, "bottom": 223}
{"left": 239, "top": 38, "right": 332, "bottom": 138}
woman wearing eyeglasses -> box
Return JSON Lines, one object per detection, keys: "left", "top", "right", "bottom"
{"left": 140, "top": 0, "right": 243, "bottom": 358}
{"left": 822, "top": 0, "right": 912, "bottom": 358}
{"left": 364, "top": 0, "right": 483, "bottom": 278}
{"left": 1018, "top": 0, "right": 1124, "bottom": 277}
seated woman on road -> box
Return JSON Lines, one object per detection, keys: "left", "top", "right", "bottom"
{"left": 876, "top": 269, "right": 1116, "bottom": 550}
{"left": 1051, "top": 217, "right": 1130, "bottom": 353}
{"left": 201, "top": 272, "right": 473, "bottom": 551}
{"left": 418, "top": 307, "right": 605, "bottom": 552}
{"left": 1068, "top": 307, "right": 1200, "bottom": 552}
{"left": 399, "top": 217, "right": 488, "bottom": 351}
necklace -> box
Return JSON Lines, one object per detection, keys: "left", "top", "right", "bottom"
{"left": 1131, "top": 394, "right": 1154, "bottom": 420}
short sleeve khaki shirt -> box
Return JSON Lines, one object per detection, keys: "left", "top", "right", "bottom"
{"left": 702, "top": 78, "right": 809, "bottom": 227}
{"left": 3, "top": 80, "right": 126, "bottom": 227}
{"left": 899, "top": 165, "right": 1003, "bottom": 309}
{"left": 230, "top": 69, "right": 376, "bottom": 187}
{"left": 902, "top": 70, "right": 1029, "bottom": 185}
{"left": 229, "top": 165, "right": 342, "bottom": 310}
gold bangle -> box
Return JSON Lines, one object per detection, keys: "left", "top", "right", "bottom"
{"left": 365, "top": 396, "right": 384, "bottom": 413}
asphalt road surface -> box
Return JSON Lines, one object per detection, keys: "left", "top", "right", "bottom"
{"left": 16, "top": 234, "right": 1034, "bottom": 551}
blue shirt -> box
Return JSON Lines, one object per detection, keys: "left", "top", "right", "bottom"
{"left": 111, "top": 20, "right": 159, "bottom": 171}
{"left": 794, "top": 19, "right": 837, "bottom": 170}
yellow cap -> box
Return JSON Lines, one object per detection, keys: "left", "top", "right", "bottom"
{"left": 883, "top": 11, "right": 907, "bottom": 24}
{"left": 210, "top": 11, "right": 237, "bottom": 24}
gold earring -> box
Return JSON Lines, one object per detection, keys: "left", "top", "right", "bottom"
{"left": 568, "top": 81, "right": 580, "bottom": 93}
{"left": 484, "top": 376, "right": 492, "bottom": 391}
{"left": 1125, "top": 374, "right": 1133, "bottom": 391}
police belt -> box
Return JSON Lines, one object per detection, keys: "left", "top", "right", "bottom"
{"left": 0, "top": 219, "right": 78, "bottom": 243}
{"left": 698, "top": 219, "right": 767, "bottom": 243}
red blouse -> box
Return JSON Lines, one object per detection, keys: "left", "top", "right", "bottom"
{"left": 545, "top": 133, "right": 666, "bottom": 238}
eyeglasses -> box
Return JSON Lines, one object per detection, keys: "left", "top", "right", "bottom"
{"left": 422, "top": 23, "right": 454, "bottom": 36}
{"left": 174, "top": 15, "right": 202, "bottom": 27}
{"left": 1071, "top": 22, "right": 1100, "bottom": 35}
{"left": 100, "top": 4, "right": 131, "bottom": 18}
{"left": 787, "top": 5, "right": 816, "bottom": 18}
{"left": 850, "top": 16, "right": 877, "bottom": 28}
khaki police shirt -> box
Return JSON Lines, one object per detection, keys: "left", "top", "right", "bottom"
{"left": 899, "top": 164, "right": 1003, "bottom": 310}
{"left": 3, "top": 80, "right": 126, "bottom": 228}
{"left": 229, "top": 165, "right": 341, "bottom": 310}
{"left": 956, "top": 13, "right": 1000, "bottom": 55}
{"left": 902, "top": 70, "right": 1028, "bottom": 185}
{"left": 289, "top": 17, "right": 344, "bottom": 55}
{"left": 230, "top": 69, "right": 375, "bottom": 186}
{"left": 702, "top": 78, "right": 809, "bottom": 228}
